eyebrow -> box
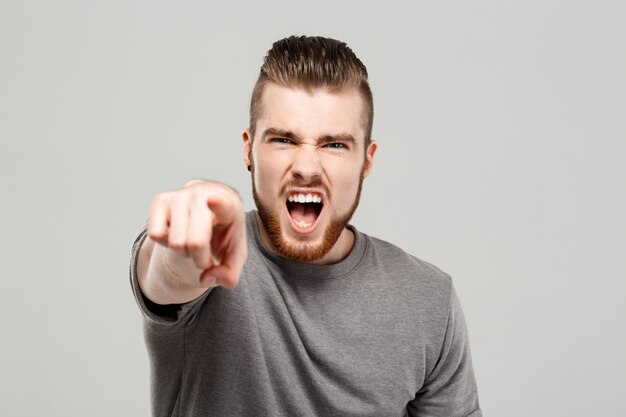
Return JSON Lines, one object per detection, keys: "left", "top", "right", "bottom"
{"left": 261, "top": 128, "right": 357, "bottom": 145}
{"left": 262, "top": 128, "right": 302, "bottom": 141}
{"left": 318, "top": 134, "right": 357, "bottom": 145}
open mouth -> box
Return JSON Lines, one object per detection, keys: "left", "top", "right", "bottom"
{"left": 286, "top": 192, "right": 324, "bottom": 231}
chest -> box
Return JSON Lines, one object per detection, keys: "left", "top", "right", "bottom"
{"left": 183, "top": 272, "right": 429, "bottom": 416}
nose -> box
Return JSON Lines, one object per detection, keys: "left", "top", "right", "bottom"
{"left": 291, "top": 143, "right": 322, "bottom": 184}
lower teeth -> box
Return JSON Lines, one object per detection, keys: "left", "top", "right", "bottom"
{"left": 294, "top": 220, "right": 312, "bottom": 229}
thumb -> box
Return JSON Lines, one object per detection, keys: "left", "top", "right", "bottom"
{"left": 199, "top": 227, "right": 247, "bottom": 289}
{"left": 199, "top": 264, "right": 238, "bottom": 289}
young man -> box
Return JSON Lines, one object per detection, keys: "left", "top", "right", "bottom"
{"left": 131, "top": 36, "right": 481, "bottom": 417}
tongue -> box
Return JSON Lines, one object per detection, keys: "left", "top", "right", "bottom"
{"left": 289, "top": 203, "right": 318, "bottom": 223}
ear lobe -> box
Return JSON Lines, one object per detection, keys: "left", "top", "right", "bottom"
{"left": 363, "top": 140, "right": 378, "bottom": 178}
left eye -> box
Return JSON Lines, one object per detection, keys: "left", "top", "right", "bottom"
{"left": 326, "top": 143, "right": 345, "bottom": 149}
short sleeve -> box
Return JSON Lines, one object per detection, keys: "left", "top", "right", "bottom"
{"left": 129, "top": 225, "right": 212, "bottom": 331}
{"left": 406, "top": 285, "right": 482, "bottom": 417}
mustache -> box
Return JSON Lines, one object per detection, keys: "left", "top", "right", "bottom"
{"left": 280, "top": 179, "right": 328, "bottom": 196}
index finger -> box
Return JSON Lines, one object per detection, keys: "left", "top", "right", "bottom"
{"left": 200, "top": 211, "right": 247, "bottom": 289}
{"left": 204, "top": 184, "right": 243, "bottom": 226}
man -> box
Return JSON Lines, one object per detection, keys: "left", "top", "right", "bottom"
{"left": 131, "top": 35, "right": 481, "bottom": 417}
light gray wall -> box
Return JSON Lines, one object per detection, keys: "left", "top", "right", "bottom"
{"left": 1, "top": 1, "right": 624, "bottom": 416}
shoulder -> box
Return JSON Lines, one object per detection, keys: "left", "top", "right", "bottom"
{"left": 360, "top": 231, "right": 453, "bottom": 307}
{"left": 356, "top": 231, "right": 462, "bottom": 365}
{"left": 363, "top": 232, "right": 452, "bottom": 283}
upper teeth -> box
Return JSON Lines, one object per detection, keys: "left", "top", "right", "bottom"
{"left": 288, "top": 193, "right": 322, "bottom": 203}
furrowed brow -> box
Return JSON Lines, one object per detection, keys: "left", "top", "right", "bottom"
{"left": 318, "top": 134, "right": 358, "bottom": 145}
{"left": 262, "top": 128, "right": 303, "bottom": 142}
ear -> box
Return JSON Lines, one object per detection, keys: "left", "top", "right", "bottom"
{"left": 362, "top": 139, "right": 378, "bottom": 178}
{"left": 242, "top": 129, "right": 252, "bottom": 168}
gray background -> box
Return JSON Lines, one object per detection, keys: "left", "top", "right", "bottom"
{"left": 1, "top": 0, "right": 624, "bottom": 416}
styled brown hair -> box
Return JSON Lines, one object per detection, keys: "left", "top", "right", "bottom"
{"left": 249, "top": 36, "right": 373, "bottom": 145}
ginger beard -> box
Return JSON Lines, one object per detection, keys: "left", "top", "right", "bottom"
{"left": 251, "top": 157, "right": 366, "bottom": 263}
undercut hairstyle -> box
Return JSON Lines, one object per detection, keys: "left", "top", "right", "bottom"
{"left": 249, "top": 35, "right": 374, "bottom": 145}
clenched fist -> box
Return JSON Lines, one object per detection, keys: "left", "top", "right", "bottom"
{"left": 137, "top": 180, "right": 248, "bottom": 305}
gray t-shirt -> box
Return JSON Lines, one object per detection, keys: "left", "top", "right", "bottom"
{"left": 130, "top": 211, "right": 481, "bottom": 417}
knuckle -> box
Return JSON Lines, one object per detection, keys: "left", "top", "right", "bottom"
{"left": 151, "top": 192, "right": 168, "bottom": 207}
{"left": 147, "top": 222, "right": 166, "bottom": 238}
{"left": 185, "top": 238, "right": 205, "bottom": 251}
{"left": 184, "top": 178, "right": 208, "bottom": 188}
{"left": 195, "top": 257, "right": 211, "bottom": 270}
{"left": 147, "top": 228, "right": 163, "bottom": 240}
{"left": 168, "top": 238, "right": 185, "bottom": 251}
{"left": 188, "top": 189, "right": 204, "bottom": 205}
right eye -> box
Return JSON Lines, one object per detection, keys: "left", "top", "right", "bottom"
{"left": 270, "top": 138, "right": 293, "bottom": 144}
